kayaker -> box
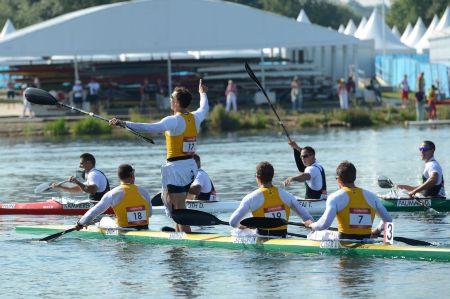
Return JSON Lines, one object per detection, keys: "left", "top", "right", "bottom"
{"left": 396, "top": 141, "right": 446, "bottom": 198}
{"left": 187, "top": 154, "right": 216, "bottom": 201}
{"left": 75, "top": 164, "right": 152, "bottom": 230}
{"left": 282, "top": 139, "right": 327, "bottom": 199}
{"left": 229, "top": 161, "right": 314, "bottom": 238}
{"left": 109, "top": 79, "right": 209, "bottom": 233}
{"left": 305, "top": 161, "right": 392, "bottom": 240}
{"left": 52, "top": 153, "right": 110, "bottom": 202}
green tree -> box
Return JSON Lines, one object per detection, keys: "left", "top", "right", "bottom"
{"left": 386, "top": 0, "right": 450, "bottom": 32}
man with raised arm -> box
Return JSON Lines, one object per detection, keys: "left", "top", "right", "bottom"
{"left": 306, "top": 161, "right": 392, "bottom": 240}
{"left": 75, "top": 164, "right": 152, "bottom": 230}
{"left": 397, "top": 141, "right": 445, "bottom": 198}
{"left": 52, "top": 153, "right": 110, "bottom": 202}
{"left": 283, "top": 140, "right": 327, "bottom": 200}
{"left": 230, "top": 161, "right": 314, "bottom": 238}
{"left": 109, "top": 80, "right": 209, "bottom": 232}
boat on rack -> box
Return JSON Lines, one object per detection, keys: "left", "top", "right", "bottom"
{"left": 15, "top": 225, "right": 450, "bottom": 262}
{"left": 0, "top": 197, "right": 327, "bottom": 216}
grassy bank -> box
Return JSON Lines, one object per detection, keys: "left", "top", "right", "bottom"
{"left": 42, "top": 103, "right": 450, "bottom": 137}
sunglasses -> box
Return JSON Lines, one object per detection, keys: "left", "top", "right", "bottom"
{"left": 300, "top": 154, "right": 311, "bottom": 158}
{"left": 419, "top": 147, "right": 430, "bottom": 152}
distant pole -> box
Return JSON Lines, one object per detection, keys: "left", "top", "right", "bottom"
{"left": 260, "top": 49, "right": 266, "bottom": 90}
{"left": 167, "top": 52, "right": 172, "bottom": 95}
{"left": 73, "top": 55, "right": 79, "bottom": 82}
{"left": 382, "top": 0, "right": 386, "bottom": 56}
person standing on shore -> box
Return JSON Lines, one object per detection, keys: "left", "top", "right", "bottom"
{"left": 427, "top": 85, "right": 437, "bottom": 120}
{"left": 72, "top": 80, "right": 84, "bottom": 109}
{"left": 399, "top": 74, "right": 409, "bottom": 107}
{"left": 290, "top": 76, "right": 302, "bottom": 110}
{"left": 109, "top": 80, "right": 209, "bottom": 233}
{"left": 337, "top": 79, "right": 348, "bottom": 109}
{"left": 225, "top": 80, "right": 237, "bottom": 112}
{"left": 415, "top": 90, "right": 425, "bottom": 121}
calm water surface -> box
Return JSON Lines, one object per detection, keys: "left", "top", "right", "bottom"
{"left": 1, "top": 126, "right": 449, "bottom": 298}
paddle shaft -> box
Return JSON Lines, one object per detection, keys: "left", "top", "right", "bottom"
{"left": 39, "top": 227, "right": 77, "bottom": 242}
{"left": 57, "top": 102, "right": 154, "bottom": 144}
{"left": 245, "top": 63, "right": 291, "bottom": 141}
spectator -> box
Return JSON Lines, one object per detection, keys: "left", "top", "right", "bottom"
{"left": 72, "top": 80, "right": 84, "bottom": 109}
{"left": 7, "top": 79, "right": 15, "bottom": 99}
{"left": 225, "top": 80, "right": 237, "bottom": 112}
{"left": 346, "top": 76, "right": 356, "bottom": 105}
{"left": 140, "top": 78, "right": 151, "bottom": 113}
{"left": 370, "top": 76, "right": 382, "bottom": 104}
{"left": 415, "top": 90, "right": 425, "bottom": 121}
{"left": 290, "top": 76, "right": 302, "bottom": 110}
{"left": 428, "top": 85, "right": 438, "bottom": 120}
{"left": 156, "top": 79, "right": 166, "bottom": 110}
{"left": 33, "top": 77, "right": 41, "bottom": 89}
{"left": 417, "top": 72, "right": 425, "bottom": 92}
{"left": 87, "top": 77, "right": 101, "bottom": 114}
{"left": 399, "top": 74, "right": 409, "bottom": 107}
{"left": 337, "top": 78, "right": 348, "bottom": 110}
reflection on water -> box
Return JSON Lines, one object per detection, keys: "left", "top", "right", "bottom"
{"left": 163, "top": 246, "right": 204, "bottom": 298}
{"left": 337, "top": 256, "right": 376, "bottom": 298}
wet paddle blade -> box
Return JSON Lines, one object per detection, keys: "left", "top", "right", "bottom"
{"left": 171, "top": 209, "right": 229, "bottom": 226}
{"left": 393, "top": 236, "right": 432, "bottom": 247}
{"left": 25, "top": 87, "right": 58, "bottom": 105}
{"left": 378, "top": 176, "right": 394, "bottom": 188}
{"left": 39, "top": 227, "right": 77, "bottom": 242}
{"left": 240, "top": 217, "right": 287, "bottom": 229}
{"left": 34, "top": 182, "right": 51, "bottom": 194}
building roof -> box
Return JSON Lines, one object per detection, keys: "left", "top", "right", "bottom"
{"left": 0, "top": 0, "right": 358, "bottom": 58}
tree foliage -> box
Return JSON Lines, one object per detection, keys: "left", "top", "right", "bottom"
{"left": 386, "top": 0, "right": 450, "bottom": 32}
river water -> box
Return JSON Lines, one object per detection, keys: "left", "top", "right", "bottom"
{"left": 1, "top": 126, "right": 449, "bottom": 298}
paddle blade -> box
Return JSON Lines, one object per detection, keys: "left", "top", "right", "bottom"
{"left": 25, "top": 87, "right": 58, "bottom": 105}
{"left": 171, "top": 209, "right": 229, "bottom": 226}
{"left": 240, "top": 217, "right": 287, "bottom": 229}
{"left": 377, "top": 176, "right": 394, "bottom": 189}
{"left": 394, "top": 236, "right": 432, "bottom": 247}
{"left": 34, "top": 182, "right": 51, "bottom": 194}
{"left": 39, "top": 227, "right": 77, "bottom": 242}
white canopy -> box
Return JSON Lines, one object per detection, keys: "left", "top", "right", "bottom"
{"left": 400, "top": 23, "right": 412, "bottom": 43}
{"left": 0, "top": 0, "right": 357, "bottom": 58}
{"left": 338, "top": 24, "right": 345, "bottom": 33}
{"left": 296, "top": 9, "right": 311, "bottom": 24}
{"left": 354, "top": 17, "right": 367, "bottom": 39}
{"left": 344, "top": 19, "right": 357, "bottom": 35}
{"left": 391, "top": 25, "right": 401, "bottom": 38}
{"left": 359, "top": 9, "right": 413, "bottom": 53}
{"left": 404, "top": 17, "right": 426, "bottom": 47}
{"left": 435, "top": 6, "right": 450, "bottom": 32}
{"left": 416, "top": 15, "right": 439, "bottom": 53}
{"left": 0, "top": 19, "right": 15, "bottom": 38}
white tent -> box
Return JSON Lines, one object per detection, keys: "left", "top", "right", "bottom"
{"left": 338, "top": 24, "right": 345, "bottom": 33}
{"left": 416, "top": 14, "right": 439, "bottom": 54}
{"left": 391, "top": 25, "right": 401, "bottom": 39}
{"left": 400, "top": 22, "right": 412, "bottom": 43}
{"left": 0, "top": 18, "right": 15, "bottom": 38}
{"left": 344, "top": 19, "right": 357, "bottom": 35}
{"left": 435, "top": 6, "right": 450, "bottom": 32}
{"left": 354, "top": 17, "right": 367, "bottom": 39}
{"left": 0, "top": 0, "right": 357, "bottom": 57}
{"left": 359, "top": 9, "right": 413, "bottom": 53}
{"left": 404, "top": 17, "right": 426, "bottom": 47}
{"left": 296, "top": 9, "right": 310, "bottom": 24}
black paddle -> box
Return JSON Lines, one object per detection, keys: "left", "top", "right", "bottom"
{"left": 245, "top": 62, "right": 291, "bottom": 141}
{"left": 171, "top": 209, "right": 229, "bottom": 226}
{"left": 241, "top": 217, "right": 432, "bottom": 246}
{"left": 24, "top": 87, "right": 154, "bottom": 144}
{"left": 39, "top": 227, "right": 77, "bottom": 242}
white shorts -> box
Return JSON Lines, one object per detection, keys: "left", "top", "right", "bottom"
{"left": 161, "top": 158, "right": 197, "bottom": 190}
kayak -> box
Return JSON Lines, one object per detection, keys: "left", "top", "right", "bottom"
{"left": 379, "top": 195, "right": 450, "bottom": 212}
{"left": 15, "top": 225, "right": 450, "bottom": 262}
{"left": 0, "top": 197, "right": 327, "bottom": 216}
